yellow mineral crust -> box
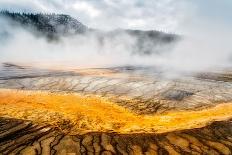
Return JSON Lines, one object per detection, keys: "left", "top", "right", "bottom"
{"left": 0, "top": 88, "right": 232, "bottom": 134}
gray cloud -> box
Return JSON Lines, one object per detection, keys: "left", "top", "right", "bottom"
{"left": 0, "top": 0, "right": 189, "bottom": 31}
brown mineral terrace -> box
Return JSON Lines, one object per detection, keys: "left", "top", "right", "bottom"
{"left": 1, "top": 117, "right": 232, "bottom": 154}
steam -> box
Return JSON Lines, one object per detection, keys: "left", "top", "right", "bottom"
{"left": 0, "top": 16, "right": 176, "bottom": 69}
{"left": 0, "top": 1, "right": 232, "bottom": 75}
{"left": 168, "top": 16, "right": 232, "bottom": 72}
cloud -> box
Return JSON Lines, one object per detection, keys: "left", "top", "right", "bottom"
{"left": 0, "top": 0, "right": 189, "bottom": 31}
{"left": 73, "top": 1, "right": 101, "bottom": 18}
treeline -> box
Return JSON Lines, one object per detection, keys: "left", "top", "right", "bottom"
{"left": 0, "top": 10, "right": 178, "bottom": 53}
{"left": 0, "top": 10, "right": 62, "bottom": 33}
{"left": 0, "top": 10, "right": 87, "bottom": 39}
{"left": 0, "top": 10, "right": 55, "bottom": 16}
{"left": 0, "top": 10, "right": 55, "bottom": 38}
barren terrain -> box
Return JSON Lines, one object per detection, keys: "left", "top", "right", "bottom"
{"left": 1, "top": 63, "right": 232, "bottom": 154}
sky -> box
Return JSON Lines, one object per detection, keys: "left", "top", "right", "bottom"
{"left": 191, "top": 0, "right": 232, "bottom": 24}
{"left": 0, "top": 0, "right": 231, "bottom": 32}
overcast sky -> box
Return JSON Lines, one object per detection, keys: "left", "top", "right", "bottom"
{"left": 0, "top": 0, "right": 231, "bottom": 32}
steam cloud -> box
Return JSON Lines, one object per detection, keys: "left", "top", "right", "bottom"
{"left": 0, "top": 17, "right": 174, "bottom": 69}
{"left": 0, "top": 0, "right": 232, "bottom": 75}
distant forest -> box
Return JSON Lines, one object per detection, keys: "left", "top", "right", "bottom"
{"left": 0, "top": 10, "right": 179, "bottom": 55}
{"left": 0, "top": 10, "right": 87, "bottom": 39}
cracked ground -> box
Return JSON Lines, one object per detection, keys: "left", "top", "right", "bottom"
{"left": 1, "top": 63, "right": 232, "bottom": 154}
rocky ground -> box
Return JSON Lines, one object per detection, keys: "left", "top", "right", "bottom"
{"left": 1, "top": 63, "right": 232, "bottom": 154}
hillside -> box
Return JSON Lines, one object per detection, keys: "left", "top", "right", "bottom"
{"left": 0, "top": 11, "right": 88, "bottom": 38}
{"left": 0, "top": 11, "right": 179, "bottom": 55}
